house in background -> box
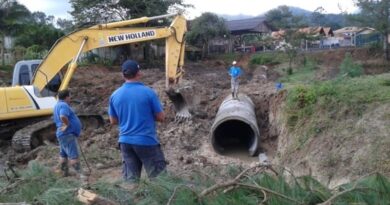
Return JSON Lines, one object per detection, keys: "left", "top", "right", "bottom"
{"left": 209, "top": 17, "right": 274, "bottom": 53}
{"left": 298, "top": 27, "right": 334, "bottom": 37}
{"left": 334, "top": 27, "right": 380, "bottom": 47}
{"left": 271, "top": 27, "right": 336, "bottom": 50}
{"left": 298, "top": 27, "right": 336, "bottom": 49}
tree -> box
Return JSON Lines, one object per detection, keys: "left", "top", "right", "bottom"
{"left": 14, "top": 12, "right": 64, "bottom": 50}
{"left": 186, "top": 12, "right": 229, "bottom": 58}
{"left": 56, "top": 18, "right": 75, "bottom": 34}
{"left": 265, "top": 5, "right": 303, "bottom": 29}
{"left": 69, "top": 0, "right": 191, "bottom": 26}
{"left": 32, "top": 11, "right": 55, "bottom": 25}
{"left": 311, "top": 7, "right": 326, "bottom": 26}
{"left": 0, "top": 0, "right": 30, "bottom": 65}
{"left": 265, "top": 6, "right": 307, "bottom": 73}
{"left": 69, "top": 0, "right": 191, "bottom": 63}
{"left": 352, "top": 0, "right": 390, "bottom": 60}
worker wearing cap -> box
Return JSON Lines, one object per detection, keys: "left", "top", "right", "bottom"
{"left": 229, "top": 61, "right": 242, "bottom": 99}
{"left": 108, "top": 60, "right": 166, "bottom": 183}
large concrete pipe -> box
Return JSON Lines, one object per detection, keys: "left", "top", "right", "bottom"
{"left": 210, "top": 94, "right": 260, "bottom": 156}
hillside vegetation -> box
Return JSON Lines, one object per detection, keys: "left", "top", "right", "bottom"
{"left": 248, "top": 48, "right": 390, "bottom": 188}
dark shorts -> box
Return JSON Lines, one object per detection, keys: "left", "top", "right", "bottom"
{"left": 58, "top": 134, "right": 79, "bottom": 160}
{"left": 120, "top": 143, "right": 166, "bottom": 181}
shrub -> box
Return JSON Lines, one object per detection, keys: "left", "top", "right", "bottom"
{"left": 24, "top": 45, "right": 48, "bottom": 59}
{"left": 339, "top": 52, "right": 363, "bottom": 77}
{"left": 287, "top": 85, "right": 317, "bottom": 109}
{"left": 249, "top": 53, "right": 280, "bottom": 65}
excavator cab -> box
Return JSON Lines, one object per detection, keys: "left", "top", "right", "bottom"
{"left": 12, "top": 60, "right": 62, "bottom": 96}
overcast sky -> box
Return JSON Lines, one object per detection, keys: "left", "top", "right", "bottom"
{"left": 18, "top": 0, "right": 358, "bottom": 20}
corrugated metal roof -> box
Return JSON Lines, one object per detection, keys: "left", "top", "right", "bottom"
{"left": 225, "top": 17, "right": 266, "bottom": 31}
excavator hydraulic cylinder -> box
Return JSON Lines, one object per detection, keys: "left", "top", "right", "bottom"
{"left": 210, "top": 93, "right": 260, "bottom": 156}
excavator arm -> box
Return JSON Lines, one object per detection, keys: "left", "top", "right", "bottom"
{"left": 32, "top": 13, "right": 187, "bottom": 93}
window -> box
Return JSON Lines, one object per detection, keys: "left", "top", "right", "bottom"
{"left": 31, "top": 63, "right": 39, "bottom": 76}
{"left": 19, "top": 65, "right": 30, "bottom": 85}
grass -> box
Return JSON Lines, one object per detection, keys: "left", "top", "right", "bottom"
{"left": 283, "top": 73, "right": 390, "bottom": 152}
{"left": 249, "top": 52, "right": 287, "bottom": 67}
{"left": 277, "top": 58, "right": 318, "bottom": 84}
{"left": 211, "top": 53, "right": 241, "bottom": 65}
{"left": 1, "top": 162, "right": 390, "bottom": 204}
{"left": 0, "top": 65, "right": 13, "bottom": 72}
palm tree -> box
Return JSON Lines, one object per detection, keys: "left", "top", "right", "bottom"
{"left": 0, "top": 0, "right": 31, "bottom": 65}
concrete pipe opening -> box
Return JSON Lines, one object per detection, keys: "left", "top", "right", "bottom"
{"left": 211, "top": 94, "right": 260, "bottom": 156}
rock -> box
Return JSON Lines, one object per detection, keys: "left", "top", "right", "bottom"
{"left": 96, "top": 163, "right": 104, "bottom": 169}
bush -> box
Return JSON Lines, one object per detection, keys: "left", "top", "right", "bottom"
{"left": 287, "top": 85, "right": 317, "bottom": 109}
{"left": 24, "top": 45, "right": 48, "bottom": 60}
{"left": 0, "top": 65, "right": 13, "bottom": 72}
{"left": 249, "top": 53, "right": 280, "bottom": 66}
{"left": 339, "top": 52, "right": 363, "bottom": 77}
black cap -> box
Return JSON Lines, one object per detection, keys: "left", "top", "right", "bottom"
{"left": 121, "top": 60, "right": 140, "bottom": 76}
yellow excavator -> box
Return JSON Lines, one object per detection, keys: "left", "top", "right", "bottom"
{"left": 0, "top": 13, "right": 190, "bottom": 152}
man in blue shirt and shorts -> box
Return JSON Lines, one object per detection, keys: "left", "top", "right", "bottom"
{"left": 53, "top": 89, "right": 84, "bottom": 180}
{"left": 229, "top": 61, "right": 242, "bottom": 99}
{"left": 108, "top": 60, "right": 166, "bottom": 183}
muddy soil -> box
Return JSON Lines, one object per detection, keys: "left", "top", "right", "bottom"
{"left": 0, "top": 56, "right": 280, "bottom": 182}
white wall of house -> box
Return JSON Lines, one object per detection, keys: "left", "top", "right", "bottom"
{"left": 4, "top": 36, "right": 14, "bottom": 49}
{"left": 321, "top": 37, "right": 340, "bottom": 47}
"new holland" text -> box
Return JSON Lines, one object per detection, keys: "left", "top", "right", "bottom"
{"left": 107, "top": 30, "right": 156, "bottom": 43}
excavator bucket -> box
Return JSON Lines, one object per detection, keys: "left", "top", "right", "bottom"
{"left": 166, "top": 88, "right": 192, "bottom": 121}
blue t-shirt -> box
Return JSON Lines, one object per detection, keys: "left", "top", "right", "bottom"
{"left": 108, "top": 82, "right": 163, "bottom": 145}
{"left": 53, "top": 100, "right": 82, "bottom": 138}
{"left": 229, "top": 66, "right": 242, "bottom": 78}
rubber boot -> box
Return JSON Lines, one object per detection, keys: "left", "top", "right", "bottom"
{"left": 60, "top": 161, "right": 69, "bottom": 177}
{"left": 72, "top": 162, "right": 87, "bottom": 185}
{"left": 232, "top": 92, "right": 235, "bottom": 98}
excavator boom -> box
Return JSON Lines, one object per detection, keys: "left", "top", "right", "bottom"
{"left": 33, "top": 13, "right": 186, "bottom": 92}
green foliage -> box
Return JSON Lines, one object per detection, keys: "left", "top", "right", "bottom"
{"left": 265, "top": 5, "right": 306, "bottom": 29}
{"left": 0, "top": 64, "right": 12, "bottom": 71}
{"left": 79, "top": 53, "right": 115, "bottom": 67}
{"left": 287, "top": 85, "right": 317, "bottom": 109}
{"left": 0, "top": 0, "right": 31, "bottom": 36}
{"left": 339, "top": 53, "right": 363, "bottom": 77}
{"left": 351, "top": 0, "right": 390, "bottom": 59}
{"left": 335, "top": 173, "right": 390, "bottom": 204}
{"left": 69, "top": 0, "right": 191, "bottom": 26}
{"left": 278, "top": 57, "right": 318, "bottom": 83}
{"left": 92, "top": 180, "right": 134, "bottom": 204}
{"left": 285, "top": 73, "right": 390, "bottom": 137}
{"left": 23, "top": 45, "right": 47, "bottom": 59}
{"left": 215, "top": 53, "right": 241, "bottom": 65}
{"left": 2, "top": 162, "right": 390, "bottom": 204}
{"left": 249, "top": 53, "right": 281, "bottom": 66}
{"left": 0, "top": 161, "right": 79, "bottom": 203}
{"left": 186, "top": 12, "right": 229, "bottom": 58}
{"left": 15, "top": 21, "right": 64, "bottom": 50}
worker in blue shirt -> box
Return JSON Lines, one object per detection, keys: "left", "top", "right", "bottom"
{"left": 229, "top": 61, "right": 242, "bottom": 99}
{"left": 108, "top": 60, "right": 166, "bottom": 183}
{"left": 53, "top": 89, "right": 84, "bottom": 181}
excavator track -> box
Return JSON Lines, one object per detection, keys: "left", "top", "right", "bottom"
{"left": 11, "top": 114, "right": 105, "bottom": 153}
{"left": 12, "top": 119, "right": 55, "bottom": 152}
